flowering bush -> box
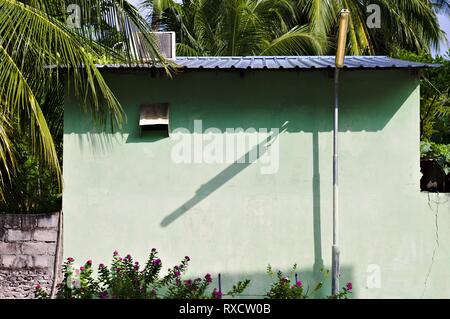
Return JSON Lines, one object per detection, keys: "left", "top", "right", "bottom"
{"left": 35, "top": 249, "right": 249, "bottom": 299}
{"left": 265, "top": 265, "right": 352, "bottom": 299}
{"left": 328, "top": 282, "right": 353, "bottom": 300}
{"left": 35, "top": 250, "right": 352, "bottom": 299}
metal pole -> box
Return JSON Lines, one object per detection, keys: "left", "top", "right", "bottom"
{"left": 332, "top": 8, "right": 349, "bottom": 296}
{"left": 218, "top": 273, "right": 222, "bottom": 299}
{"left": 331, "top": 68, "right": 340, "bottom": 295}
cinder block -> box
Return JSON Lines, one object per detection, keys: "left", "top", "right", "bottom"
{"left": 0, "top": 242, "right": 22, "bottom": 255}
{"left": 2, "top": 215, "right": 21, "bottom": 229}
{"left": 37, "top": 214, "right": 59, "bottom": 228}
{"left": 33, "top": 229, "right": 57, "bottom": 242}
{"left": 6, "top": 230, "right": 32, "bottom": 242}
{"left": 21, "top": 215, "right": 37, "bottom": 231}
{"left": 21, "top": 242, "right": 55, "bottom": 255}
{"left": 0, "top": 255, "right": 33, "bottom": 269}
{"left": 33, "top": 256, "right": 54, "bottom": 269}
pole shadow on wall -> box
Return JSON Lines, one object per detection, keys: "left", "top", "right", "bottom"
{"left": 160, "top": 123, "right": 288, "bottom": 227}
{"left": 312, "top": 131, "right": 324, "bottom": 283}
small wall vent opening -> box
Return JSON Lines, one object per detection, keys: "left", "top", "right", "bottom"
{"left": 140, "top": 103, "right": 169, "bottom": 136}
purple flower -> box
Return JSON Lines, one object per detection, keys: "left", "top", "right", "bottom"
{"left": 125, "top": 254, "right": 132, "bottom": 260}
{"left": 184, "top": 279, "right": 192, "bottom": 286}
{"left": 67, "top": 257, "right": 74, "bottom": 263}
{"left": 151, "top": 248, "right": 157, "bottom": 253}
{"left": 113, "top": 250, "right": 119, "bottom": 256}
{"left": 346, "top": 282, "right": 353, "bottom": 291}
{"left": 99, "top": 291, "right": 109, "bottom": 299}
{"left": 185, "top": 256, "right": 191, "bottom": 262}
{"left": 205, "top": 273, "right": 212, "bottom": 283}
{"left": 99, "top": 263, "right": 105, "bottom": 269}
{"left": 152, "top": 258, "right": 161, "bottom": 266}
{"left": 86, "top": 260, "right": 92, "bottom": 266}
{"left": 296, "top": 280, "right": 302, "bottom": 287}
{"left": 174, "top": 271, "right": 181, "bottom": 277}
{"left": 212, "top": 288, "right": 223, "bottom": 299}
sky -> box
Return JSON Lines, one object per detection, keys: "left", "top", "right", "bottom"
{"left": 128, "top": 0, "right": 450, "bottom": 57}
{"left": 437, "top": 13, "right": 450, "bottom": 56}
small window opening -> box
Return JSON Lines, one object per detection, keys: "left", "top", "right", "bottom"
{"left": 140, "top": 103, "right": 169, "bottom": 136}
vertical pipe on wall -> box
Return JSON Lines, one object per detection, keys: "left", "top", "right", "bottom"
{"left": 331, "top": 68, "right": 341, "bottom": 296}
{"left": 332, "top": 8, "right": 349, "bottom": 296}
{"left": 50, "top": 211, "right": 63, "bottom": 299}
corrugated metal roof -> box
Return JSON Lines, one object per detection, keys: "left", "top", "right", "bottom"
{"left": 93, "top": 56, "right": 439, "bottom": 70}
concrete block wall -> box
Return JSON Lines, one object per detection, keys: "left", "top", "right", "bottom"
{"left": 0, "top": 213, "right": 61, "bottom": 299}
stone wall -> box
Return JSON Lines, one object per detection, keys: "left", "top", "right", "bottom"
{"left": 0, "top": 212, "right": 61, "bottom": 299}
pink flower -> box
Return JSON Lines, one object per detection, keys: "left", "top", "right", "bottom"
{"left": 174, "top": 271, "right": 181, "bottom": 277}
{"left": 35, "top": 284, "right": 41, "bottom": 290}
{"left": 346, "top": 282, "right": 353, "bottom": 291}
{"left": 212, "top": 288, "right": 223, "bottom": 299}
{"left": 99, "top": 291, "right": 108, "bottom": 299}
{"left": 80, "top": 266, "right": 85, "bottom": 271}
{"left": 86, "top": 260, "right": 92, "bottom": 266}
{"left": 152, "top": 258, "right": 161, "bottom": 266}
{"left": 296, "top": 280, "right": 302, "bottom": 287}
{"left": 67, "top": 257, "right": 74, "bottom": 263}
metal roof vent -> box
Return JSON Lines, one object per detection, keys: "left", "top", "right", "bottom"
{"left": 153, "top": 32, "right": 176, "bottom": 60}
{"left": 139, "top": 103, "right": 169, "bottom": 136}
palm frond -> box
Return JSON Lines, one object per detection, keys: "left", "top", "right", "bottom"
{"left": 0, "top": 43, "right": 60, "bottom": 181}
{"left": 260, "top": 26, "right": 326, "bottom": 55}
{"left": 0, "top": 112, "right": 15, "bottom": 200}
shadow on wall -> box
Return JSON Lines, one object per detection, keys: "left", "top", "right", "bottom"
{"left": 64, "top": 72, "right": 417, "bottom": 249}
{"left": 64, "top": 70, "right": 417, "bottom": 136}
{"left": 63, "top": 70, "right": 417, "bottom": 288}
{"left": 160, "top": 122, "right": 288, "bottom": 227}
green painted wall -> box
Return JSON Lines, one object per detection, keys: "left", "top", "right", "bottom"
{"left": 63, "top": 69, "right": 450, "bottom": 298}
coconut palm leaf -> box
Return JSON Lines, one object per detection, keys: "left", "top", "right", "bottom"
{"left": 260, "top": 26, "right": 325, "bottom": 55}
{"left": 0, "top": 0, "right": 168, "bottom": 196}
{"left": 0, "top": 112, "right": 14, "bottom": 200}
{"left": 145, "top": 0, "right": 444, "bottom": 56}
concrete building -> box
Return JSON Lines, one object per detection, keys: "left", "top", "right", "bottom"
{"left": 63, "top": 56, "right": 450, "bottom": 298}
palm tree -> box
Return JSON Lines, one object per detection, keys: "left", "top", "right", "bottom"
{"left": 142, "top": 0, "right": 326, "bottom": 56}
{"left": 293, "top": 0, "right": 444, "bottom": 55}
{"left": 0, "top": 0, "right": 167, "bottom": 198}
{"left": 142, "top": 0, "right": 444, "bottom": 56}
{"left": 432, "top": 0, "right": 450, "bottom": 13}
